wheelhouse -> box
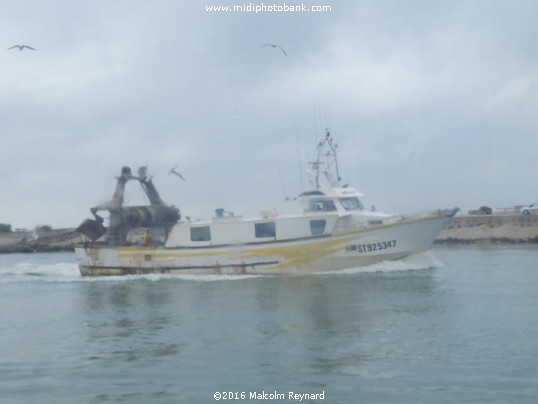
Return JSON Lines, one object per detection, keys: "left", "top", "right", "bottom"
{"left": 163, "top": 214, "right": 339, "bottom": 248}
{"left": 299, "top": 191, "right": 366, "bottom": 215}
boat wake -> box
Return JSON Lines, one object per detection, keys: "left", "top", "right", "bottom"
{"left": 0, "top": 261, "right": 80, "bottom": 283}
{"left": 326, "top": 251, "right": 443, "bottom": 275}
{"left": 0, "top": 251, "right": 442, "bottom": 284}
{"left": 0, "top": 254, "right": 267, "bottom": 283}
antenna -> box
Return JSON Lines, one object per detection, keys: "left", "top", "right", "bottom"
{"left": 294, "top": 123, "right": 305, "bottom": 194}
{"left": 308, "top": 128, "right": 341, "bottom": 189}
{"left": 322, "top": 128, "right": 341, "bottom": 182}
{"left": 276, "top": 161, "right": 288, "bottom": 200}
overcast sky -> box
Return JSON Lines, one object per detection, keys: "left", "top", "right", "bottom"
{"left": 2, "top": 0, "right": 537, "bottom": 229}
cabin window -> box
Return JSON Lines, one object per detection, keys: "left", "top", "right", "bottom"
{"left": 340, "top": 197, "right": 365, "bottom": 211}
{"left": 255, "top": 222, "right": 276, "bottom": 238}
{"left": 190, "top": 226, "right": 211, "bottom": 241}
{"left": 310, "top": 219, "right": 326, "bottom": 235}
{"left": 308, "top": 199, "right": 337, "bottom": 212}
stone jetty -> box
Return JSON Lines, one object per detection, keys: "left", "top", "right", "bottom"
{"left": 436, "top": 212, "right": 538, "bottom": 244}
{"left": 0, "top": 228, "right": 82, "bottom": 253}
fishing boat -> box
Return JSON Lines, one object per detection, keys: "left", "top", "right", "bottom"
{"left": 75, "top": 131, "right": 457, "bottom": 276}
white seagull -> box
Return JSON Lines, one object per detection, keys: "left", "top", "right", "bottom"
{"left": 262, "top": 43, "right": 287, "bottom": 56}
{"left": 8, "top": 45, "right": 36, "bottom": 51}
{"left": 169, "top": 165, "right": 186, "bottom": 181}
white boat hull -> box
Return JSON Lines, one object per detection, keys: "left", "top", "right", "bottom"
{"left": 75, "top": 214, "right": 447, "bottom": 276}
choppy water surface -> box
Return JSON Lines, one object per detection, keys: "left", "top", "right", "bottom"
{"left": 0, "top": 247, "right": 537, "bottom": 403}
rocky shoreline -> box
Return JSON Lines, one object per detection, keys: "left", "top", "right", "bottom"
{"left": 1, "top": 213, "right": 537, "bottom": 254}
{"left": 0, "top": 229, "right": 82, "bottom": 254}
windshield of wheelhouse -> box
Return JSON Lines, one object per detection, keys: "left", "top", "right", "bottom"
{"left": 306, "top": 199, "right": 337, "bottom": 212}
{"left": 340, "top": 197, "right": 365, "bottom": 211}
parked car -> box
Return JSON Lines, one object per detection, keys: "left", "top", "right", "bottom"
{"left": 520, "top": 202, "right": 538, "bottom": 215}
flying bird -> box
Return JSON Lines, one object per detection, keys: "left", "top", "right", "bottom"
{"left": 8, "top": 45, "right": 36, "bottom": 51}
{"left": 169, "top": 165, "right": 186, "bottom": 181}
{"left": 262, "top": 43, "right": 287, "bottom": 56}
{"left": 408, "top": 143, "right": 418, "bottom": 162}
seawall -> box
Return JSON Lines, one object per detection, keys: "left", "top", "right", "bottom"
{"left": 0, "top": 229, "right": 82, "bottom": 253}
{"left": 436, "top": 213, "right": 538, "bottom": 244}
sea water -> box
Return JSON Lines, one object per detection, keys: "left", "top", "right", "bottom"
{"left": 0, "top": 247, "right": 537, "bottom": 403}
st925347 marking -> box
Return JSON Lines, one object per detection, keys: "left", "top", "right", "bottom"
{"left": 347, "top": 240, "right": 397, "bottom": 253}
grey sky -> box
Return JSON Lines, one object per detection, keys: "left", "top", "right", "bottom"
{"left": 2, "top": 0, "right": 537, "bottom": 228}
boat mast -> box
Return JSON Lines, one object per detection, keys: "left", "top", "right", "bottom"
{"left": 311, "top": 128, "right": 341, "bottom": 189}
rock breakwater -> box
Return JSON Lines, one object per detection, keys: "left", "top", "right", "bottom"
{"left": 0, "top": 229, "right": 82, "bottom": 253}
{"left": 436, "top": 213, "right": 538, "bottom": 244}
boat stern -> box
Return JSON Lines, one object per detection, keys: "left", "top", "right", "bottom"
{"left": 75, "top": 245, "right": 122, "bottom": 276}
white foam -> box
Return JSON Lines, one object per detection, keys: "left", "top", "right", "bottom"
{"left": 0, "top": 251, "right": 443, "bottom": 284}
{"left": 80, "top": 273, "right": 265, "bottom": 283}
{"left": 0, "top": 261, "right": 80, "bottom": 283}
{"left": 325, "top": 251, "right": 443, "bottom": 276}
